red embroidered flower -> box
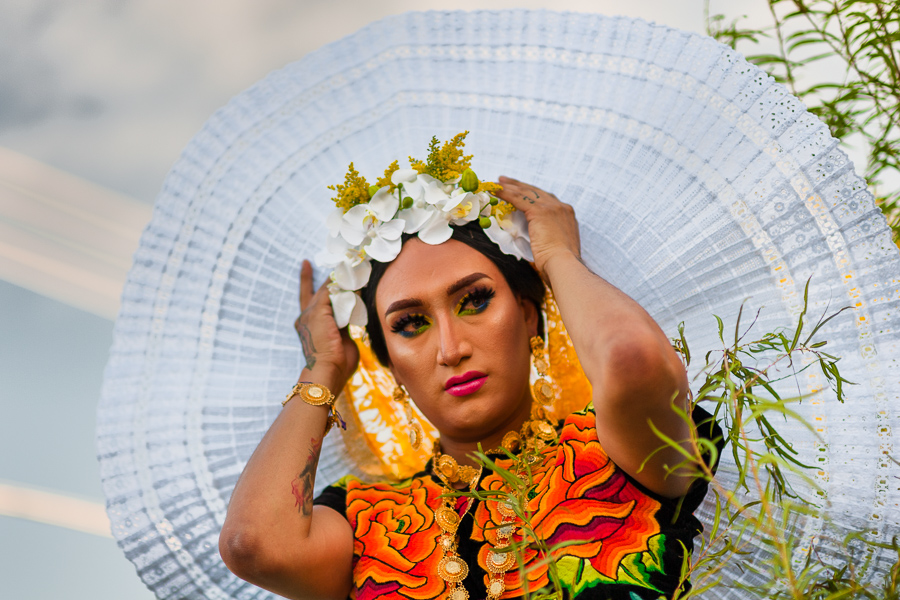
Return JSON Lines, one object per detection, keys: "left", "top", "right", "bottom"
{"left": 345, "top": 476, "right": 447, "bottom": 600}
{"left": 473, "top": 407, "right": 662, "bottom": 596}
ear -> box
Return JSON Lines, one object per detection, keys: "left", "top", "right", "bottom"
{"left": 519, "top": 295, "right": 540, "bottom": 339}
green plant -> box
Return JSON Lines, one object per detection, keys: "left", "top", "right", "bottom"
{"left": 665, "top": 283, "right": 869, "bottom": 598}
{"left": 706, "top": 0, "right": 900, "bottom": 247}
{"left": 452, "top": 282, "right": 898, "bottom": 598}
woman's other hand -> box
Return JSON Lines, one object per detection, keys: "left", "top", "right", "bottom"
{"left": 496, "top": 176, "right": 581, "bottom": 281}
{"left": 295, "top": 260, "right": 359, "bottom": 389}
{"left": 496, "top": 177, "right": 693, "bottom": 499}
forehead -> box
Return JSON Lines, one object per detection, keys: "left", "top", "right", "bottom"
{"left": 375, "top": 238, "right": 504, "bottom": 307}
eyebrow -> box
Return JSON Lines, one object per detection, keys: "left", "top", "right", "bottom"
{"left": 446, "top": 272, "right": 490, "bottom": 296}
{"left": 384, "top": 272, "right": 491, "bottom": 317}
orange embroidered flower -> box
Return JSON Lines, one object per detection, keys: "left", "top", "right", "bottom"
{"left": 473, "top": 406, "right": 662, "bottom": 596}
{"left": 345, "top": 476, "right": 447, "bottom": 600}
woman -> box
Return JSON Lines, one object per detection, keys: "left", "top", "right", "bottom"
{"left": 219, "top": 167, "right": 717, "bottom": 600}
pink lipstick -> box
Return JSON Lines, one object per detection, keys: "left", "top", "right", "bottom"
{"left": 444, "top": 371, "right": 488, "bottom": 397}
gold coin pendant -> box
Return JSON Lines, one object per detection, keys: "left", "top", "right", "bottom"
{"left": 501, "top": 431, "right": 522, "bottom": 452}
{"left": 457, "top": 465, "right": 478, "bottom": 484}
{"left": 533, "top": 378, "right": 553, "bottom": 401}
{"left": 449, "top": 588, "right": 469, "bottom": 600}
{"left": 436, "top": 455, "right": 459, "bottom": 480}
{"left": 497, "top": 524, "right": 514, "bottom": 539}
{"left": 497, "top": 499, "right": 516, "bottom": 518}
{"left": 436, "top": 506, "right": 460, "bottom": 532}
{"left": 487, "top": 550, "right": 516, "bottom": 573}
{"left": 438, "top": 556, "right": 469, "bottom": 582}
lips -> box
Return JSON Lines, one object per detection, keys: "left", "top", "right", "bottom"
{"left": 444, "top": 370, "right": 488, "bottom": 397}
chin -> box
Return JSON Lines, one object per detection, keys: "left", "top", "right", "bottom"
{"left": 434, "top": 393, "right": 530, "bottom": 443}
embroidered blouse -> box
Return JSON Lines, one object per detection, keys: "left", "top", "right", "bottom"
{"left": 314, "top": 403, "right": 720, "bottom": 600}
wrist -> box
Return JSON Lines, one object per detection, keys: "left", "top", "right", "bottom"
{"left": 540, "top": 249, "right": 583, "bottom": 282}
{"left": 299, "top": 362, "right": 346, "bottom": 394}
{"left": 285, "top": 372, "right": 348, "bottom": 435}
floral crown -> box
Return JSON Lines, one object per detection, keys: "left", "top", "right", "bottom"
{"left": 316, "top": 132, "right": 533, "bottom": 327}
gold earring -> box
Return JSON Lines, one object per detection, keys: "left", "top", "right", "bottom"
{"left": 530, "top": 335, "right": 554, "bottom": 405}
{"left": 528, "top": 335, "right": 558, "bottom": 448}
{"left": 394, "top": 384, "right": 423, "bottom": 450}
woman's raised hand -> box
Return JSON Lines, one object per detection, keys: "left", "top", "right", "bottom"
{"left": 221, "top": 259, "right": 357, "bottom": 597}
{"left": 496, "top": 176, "right": 581, "bottom": 280}
{"left": 295, "top": 260, "right": 360, "bottom": 388}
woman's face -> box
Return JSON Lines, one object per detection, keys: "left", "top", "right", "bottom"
{"left": 375, "top": 238, "right": 538, "bottom": 445}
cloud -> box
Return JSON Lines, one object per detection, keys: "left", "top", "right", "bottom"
{"left": 0, "top": 0, "right": 710, "bottom": 202}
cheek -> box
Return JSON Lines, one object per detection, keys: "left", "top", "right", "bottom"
{"left": 384, "top": 335, "right": 429, "bottom": 390}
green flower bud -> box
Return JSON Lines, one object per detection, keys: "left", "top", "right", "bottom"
{"left": 478, "top": 216, "right": 492, "bottom": 229}
{"left": 368, "top": 185, "right": 381, "bottom": 198}
{"left": 489, "top": 196, "right": 499, "bottom": 206}
{"left": 401, "top": 196, "right": 414, "bottom": 209}
{"left": 460, "top": 168, "right": 479, "bottom": 192}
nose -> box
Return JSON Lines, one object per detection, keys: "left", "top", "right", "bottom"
{"left": 436, "top": 316, "right": 471, "bottom": 367}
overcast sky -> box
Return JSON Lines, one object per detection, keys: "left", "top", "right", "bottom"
{"left": 0, "top": 0, "right": 769, "bottom": 204}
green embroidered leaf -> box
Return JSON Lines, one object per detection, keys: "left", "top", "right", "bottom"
{"left": 556, "top": 556, "right": 615, "bottom": 597}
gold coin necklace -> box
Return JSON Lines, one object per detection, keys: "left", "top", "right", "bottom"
{"left": 432, "top": 403, "right": 558, "bottom": 600}
{"left": 434, "top": 457, "right": 481, "bottom": 600}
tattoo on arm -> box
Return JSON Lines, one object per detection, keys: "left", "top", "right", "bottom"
{"left": 297, "top": 320, "right": 317, "bottom": 369}
{"left": 291, "top": 437, "right": 323, "bottom": 516}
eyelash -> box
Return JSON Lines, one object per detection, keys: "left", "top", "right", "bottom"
{"left": 456, "top": 286, "right": 495, "bottom": 316}
{"left": 391, "top": 313, "right": 431, "bottom": 338}
{"left": 389, "top": 286, "right": 496, "bottom": 338}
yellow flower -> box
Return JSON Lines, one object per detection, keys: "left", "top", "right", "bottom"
{"left": 408, "top": 132, "right": 473, "bottom": 182}
{"left": 328, "top": 163, "right": 371, "bottom": 212}
{"left": 476, "top": 181, "right": 502, "bottom": 195}
{"left": 376, "top": 160, "right": 400, "bottom": 192}
{"left": 492, "top": 200, "right": 516, "bottom": 221}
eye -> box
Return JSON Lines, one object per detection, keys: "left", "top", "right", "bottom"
{"left": 390, "top": 313, "right": 432, "bottom": 338}
{"left": 457, "top": 286, "right": 495, "bottom": 316}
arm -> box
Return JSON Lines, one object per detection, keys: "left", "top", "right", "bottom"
{"left": 497, "top": 177, "right": 694, "bottom": 498}
{"left": 219, "top": 261, "right": 358, "bottom": 599}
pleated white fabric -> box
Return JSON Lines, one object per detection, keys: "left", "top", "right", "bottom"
{"left": 97, "top": 10, "right": 900, "bottom": 599}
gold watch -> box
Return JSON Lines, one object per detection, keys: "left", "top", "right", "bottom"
{"left": 283, "top": 382, "right": 335, "bottom": 407}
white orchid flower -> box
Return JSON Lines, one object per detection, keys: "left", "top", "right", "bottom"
{"left": 444, "top": 190, "right": 484, "bottom": 224}
{"left": 391, "top": 168, "right": 418, "bottom": 185}
{"left": 315, "top": 235, "right": 371, "bottom": 291}
{"left": 338, "top": 188, "right": 405, "bottom": 262}
{"left": 416, "top": 210, "right": 455, "bottom": 245}
{"left": 394, "top": 176, "right": 431, "bottom": 233}
{"left": 329, "top": 286, "right": 367, "bottom": 328}
{"left": 414, "top": 185, "right": 492, "bottom": 244}
{"left": 398, "top": 197, "right": 432, "bottom": 233}
{"left": 325, "top": 207, "right": 344, "bottom": 237}
{"left": 364, "top": 218, "right": 405, "bottom": 262}
{"left": 423, "top": 177, "right": 452, "bottom": 207}
{"left": 339, "top": 188, "right": 399, "bottom": 244}
{"left": 484, "top": 209, "right": 533, "bottom": 262}
{"left": 414, "top": 195, "right": 475, "bottom": 244}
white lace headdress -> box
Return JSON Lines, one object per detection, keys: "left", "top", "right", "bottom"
{"left": 96, "top": 10, "right": 900, "bottom": 600}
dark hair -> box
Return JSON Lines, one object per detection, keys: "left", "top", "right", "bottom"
{"left": 362, "top": 221, "right": 546, "bottom": 366}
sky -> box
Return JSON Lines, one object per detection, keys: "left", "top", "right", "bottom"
{"left": 0, "top": 1, "right": 768, "bottom": 598}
